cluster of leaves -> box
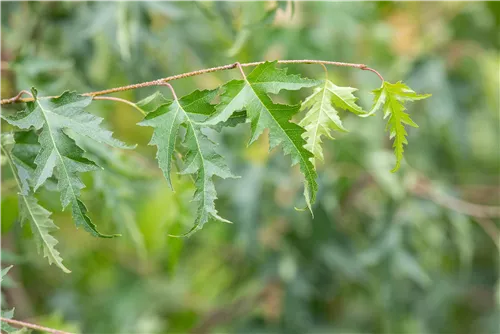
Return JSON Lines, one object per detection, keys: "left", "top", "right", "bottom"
{"left": 1, "top": 61, "right": 430, "bottom": 272}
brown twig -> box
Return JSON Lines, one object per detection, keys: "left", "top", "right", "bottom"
{"left": 0, "top": 59, "right": 384, "bottom": 105}
{"left": 1, "top": 90, "right": 33, "bottom": 104}
{"left": 161, "top": 82, "right": 178, "bottom": 100}
{"left": 234, "top": 62, "right": 247, "bottom": 79}
{"left": 0, "top": 316, "right": 73, "bottom": 334}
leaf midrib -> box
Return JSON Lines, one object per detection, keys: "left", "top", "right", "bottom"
{"left": 310, "top": 81, "right": 331, "bottom": 158}
{"left": 36, "top": 99, "right": 85, "bottom": 222}
{"left": 21, "top": 196, "right": 65, "bottom": 269}
{"left": 245, "top": 79, "right": 316, "bottom": 192}
{"left": 177, "top": 101, "right": 208, "bottom": 221}
{"left": 0, "top": 145, "right": 65, "bottom": 270}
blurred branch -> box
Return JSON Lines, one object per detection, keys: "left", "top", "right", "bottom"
{"left": 410, "top": 176, "right": 500, "bottom": 219}
{"left": 0, "top": 317, "right": 72, "bottom": 334}
{"left": 0, "top": 59, "right": 384, "bottom": 105}
{"left": 341, "top": 173, "right": 500, "bottom": 245}
{"left": 410, "top": 175, "right": 500, "bottom": 247}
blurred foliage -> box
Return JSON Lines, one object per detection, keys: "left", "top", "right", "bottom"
{"left": 1, "top": 1, "right": 499, "bottom": 333}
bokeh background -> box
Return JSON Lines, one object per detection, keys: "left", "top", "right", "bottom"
{"left": 1, "top": 2, "right": 499, "bottom": 333}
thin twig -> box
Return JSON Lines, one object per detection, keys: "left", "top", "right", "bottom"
{"left": 0, "top": 59, "right": 384, "bottom": 105}
{"left": 319, "top": 63, "right": 329, "bottom": 80}
{"left": 0, "top": 316, "right": 73, "bottom": 334}
{"left": 234, "top": 62, "right": 247, "bottom": 79}
{"left": 1, "top": 90, "right": 33, "bottom": 104}
{"left": 93, "top": 96, "right": 146, "bottom": 116}
{"left": 162, "top": 82, "right": 178, "bottom": 100}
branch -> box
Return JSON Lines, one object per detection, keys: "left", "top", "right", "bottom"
{"left": 0, "top": 59, "right": 384, "bottom": 105}
{"left": 339, "top": 172, "right": 500, "bottom": 246}
{"left": 410, "top": 176, "right": 500, "bottom": 219}
{"left": 0, "top": 317, "right": 73, "bottom": 334}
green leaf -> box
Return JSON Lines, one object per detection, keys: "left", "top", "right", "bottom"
{"left": 363, "top": 81, "right": 431, "bottom": 172}
{"left": 138, "top": 89, "right": 237, "bottom": 235}
{"left": 1, "top": 308, "right": 18, "bottom": 333}
{"left": 1, "top": 266, "right": 13, "bottom": 281}
{"left": 2, "top": 88, "right": 128, "bottom": 237}
{"left": 10, "top": 131, "right": 40, "bottom": 196}
{"left": 299, "top": 79, "right": 365, "bottom": 164}
{"left": 207, "top": 61, "right": 320, "bottom": 212}
{"left": 1, "top": 142, "right": 70, "bottom": 273}
{"left": 19, "top": 195, "right": 71, "bottom": 273}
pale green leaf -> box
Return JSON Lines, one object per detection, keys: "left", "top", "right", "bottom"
{"left": 364, "top": 81, "right": 431, "bottom": 172}
{"left": 299, "top": 79, "right": 365, "bottom": 164}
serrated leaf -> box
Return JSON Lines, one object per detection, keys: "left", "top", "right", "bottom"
{"left": 138, "top": 89, "right": 237, "bottom": 235}
{"left": 1, "top": 142, "right": 70, "bottom": 273}
{"left": 364, "top": 81, "right": 431, "bottom": 172}
{"left": 1, "top": 88, "right": 127, "bottom": 238}
{"left": 299, "top": 79, "right": 366, "bottom": 164}
{"left": 19, "top": 195, "right": 71, "bottom": 273}
{"left": 207, "top": 61, "right": 320, "bottom": 212}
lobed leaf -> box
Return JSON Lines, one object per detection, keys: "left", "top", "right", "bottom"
{"left": 299, "top": 79, "right": 366, "bottom": 164}
{"left": 1, "top": 140, "right": 70, "bottom": 273}
{"left": 364, "top": 81, "right": 431, "bottom": 172}
{"left": 208, "top": 61, "right": 320, "bottom": 212}
{"left": 2, "top": 88, "right": 128, "bottom": 237}
{"left": 138, "top": 89, "right": 237, "bottom": 236}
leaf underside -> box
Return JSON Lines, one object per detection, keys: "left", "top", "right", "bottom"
{"left": 299, "top": 79, "right": 366, "bottom": 165}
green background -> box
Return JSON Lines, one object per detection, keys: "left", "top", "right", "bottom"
{"left": 1, "top": 2, "right": 499, "bottom": 333}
